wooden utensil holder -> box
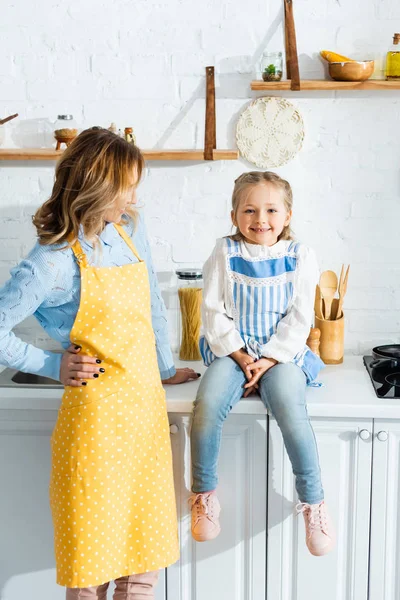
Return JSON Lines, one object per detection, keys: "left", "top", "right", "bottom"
{"left": 315, "top": 314, "right": 344, "bottom": 364}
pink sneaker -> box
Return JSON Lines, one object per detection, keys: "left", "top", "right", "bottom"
{"left": 189, "top": 491, "right": 221, "bottom": 542}
{"left": 296, "top": 501, "right": 335, "bottom": 556}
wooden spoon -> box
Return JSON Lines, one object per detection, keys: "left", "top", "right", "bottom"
{"left": 319, "top": 270, "right": 338, "bottom": 320}
{"left": 335, "top": 265, "right": 349, "bottom": 320}
{"left": 314, "top": 285, "right": 324, "bottom": 320}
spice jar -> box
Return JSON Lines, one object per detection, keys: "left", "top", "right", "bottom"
{"left": 176, "top": 269, "right": 203, "bottom": 361}
{"left": 261, "top": 51, "right": 283, "bottom": 82}
{"left": 54, "top": 115, "right": 78, "bottom": 150}
{"left": 124, "top": 127, "right": 136, "bottom": 144}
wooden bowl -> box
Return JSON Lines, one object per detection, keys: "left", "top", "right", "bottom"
{"left": 328, "top": 60, "right": 374, "bottom": 82}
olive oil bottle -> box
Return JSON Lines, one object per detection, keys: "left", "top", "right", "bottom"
{"left": 386, "top": 33, "right": 400, "bottom": 80}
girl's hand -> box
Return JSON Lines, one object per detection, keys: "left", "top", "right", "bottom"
{"left": 162, "top": 368, "right": 200, "bottom": 385}
{"left": 244, "top": 357, "right": 278, "bottom": 388}
{"left": 243, "top": 384, "right": 258, "bottom": 398}
{"left": 229, "top": 348, "right": 259, "bottom": 393}
{"left": 60, "top": 344, "right": 105, "bottom": 387}
{"left": 229, "top": 348, "right": 254, "bottom": 373}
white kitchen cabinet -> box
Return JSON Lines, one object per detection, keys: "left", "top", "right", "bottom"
{"left": 0, "top": 409, "right": 265, "bottom": 600}
{"left": 167, "top": 413, "right": 267, "bottom": 600}
{"left": 267, "top": 417, "right": 373, "bottom": 600}
{"left": 368, "top": 419, "right": 400, "bottom": 600}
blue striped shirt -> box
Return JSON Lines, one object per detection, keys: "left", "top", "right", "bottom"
{"left": 0, "top": 212, "right": 176, "bottom": 382}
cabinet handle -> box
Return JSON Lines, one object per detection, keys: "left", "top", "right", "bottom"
{"left": 169, "top": 424, "right": 179, "bottom": 435}
{"left": 377, "top": 430, "right": 388, "bottom": 442}
{"left": 359, "top": 429, "right": 371, "bottom": 441}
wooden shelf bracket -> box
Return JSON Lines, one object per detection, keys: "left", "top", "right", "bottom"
{"left": 284, "top": 0, "right": 300, "bottom": 91}
{"left": 204, "top": 66, "right": 217, "bottom": 160}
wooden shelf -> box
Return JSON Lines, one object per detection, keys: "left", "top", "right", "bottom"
{"left": 0, "top": 148, "right": 238, "bottom": 161}
{"left": 251, "top": 79, "right": 400, "bottom": 91}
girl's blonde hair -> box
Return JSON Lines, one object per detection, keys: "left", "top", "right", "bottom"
{"left": 230, "top": 171, "right": 294, "bottom": 242}
{"left": 33, "top": 128, "right": 145, "bottom": 246}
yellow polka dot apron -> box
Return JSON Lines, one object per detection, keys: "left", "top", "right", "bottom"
{"left": 49, "top": 224, "right": 179, "bottom": 588}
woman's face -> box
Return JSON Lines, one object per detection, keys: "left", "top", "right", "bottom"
{"left": 104, "top": 169, "right": 139, "bottom": 224}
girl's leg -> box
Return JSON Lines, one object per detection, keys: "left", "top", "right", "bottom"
{"left": 66, "top": 582, "right": 109, "bottom": 600}
{"left": 191, "top": 356, "right": 246, "bottom": 493}
{"left": 260, "top": 362, "right": 323, "bottom": 503}
{"left": 190, "top": 356, "right": 246, "bottom": 541}
{"left": 260, "top": 362, "right": 334, "bottom": 556}
{"left": 113, "top": 571, "right": 159, "bottom": 600}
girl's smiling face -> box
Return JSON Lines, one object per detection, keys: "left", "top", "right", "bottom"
{"left": 232, "top": 182, "right": 292, "bottom": 246}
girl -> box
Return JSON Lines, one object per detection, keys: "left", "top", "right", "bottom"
{"left": 190, "top": 171, "right": 334, "bottom": 557}
{"left": 0, "top": 128, "right": 199, "bottom": 599}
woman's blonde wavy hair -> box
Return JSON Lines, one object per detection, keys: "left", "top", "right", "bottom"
{"left": 230, "top": 171, "right": 294, "bottom": 242}
{"left": 33, "top": 128, "right": 145, "bottom": 247}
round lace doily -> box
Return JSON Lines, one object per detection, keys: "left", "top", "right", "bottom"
{"left": 236, "top": 97, "right": 305, "bottom": 168}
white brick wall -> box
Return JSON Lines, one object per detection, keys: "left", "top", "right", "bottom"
{"left": 0, "top": 0, "right": 400, "bottom": 355}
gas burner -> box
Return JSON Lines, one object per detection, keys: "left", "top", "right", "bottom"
{"left": 385, "top": 372, "right": 400, "bottom": 386}
{"left": 364, "top": 356, "right": 400, "bottom": 399}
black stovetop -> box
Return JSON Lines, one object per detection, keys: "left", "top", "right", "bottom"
{"left": 363, "top": 356, "right": 400, "bottom": 399}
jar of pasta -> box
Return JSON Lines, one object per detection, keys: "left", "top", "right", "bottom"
{"left": 175, "top": 269, "right": 203, "bottom": 361}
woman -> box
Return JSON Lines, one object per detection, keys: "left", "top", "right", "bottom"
{"left": 0, "top": 128, "right": 198, "bottom": 599}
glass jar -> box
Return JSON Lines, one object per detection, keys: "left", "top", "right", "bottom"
{"left": 386, "top": 33, "right": 400, "bottom": 80}
{"left": 261, "top": 51, "right": 283, "bottom": 82}
{"left": 176, "top": 269, "right": 203, "bottom": 361}
{"left": 54, "top": 114, "right": 79, "bottom": 149}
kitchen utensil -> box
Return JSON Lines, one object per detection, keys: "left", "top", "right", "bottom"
{"left": 328, "top": 60, "right": 374, "bottom": 82}
{"left": 314, "top": 285, "right": 324, "bottom": 320}
{"left": 315, "top": 313, "right": 344, "bottom": 364}
{"left": 370, "top": 344, "right": 400, "bottom": 368}
{"left": 363, "top": 356, "right": 400, "bottom": 398}
{"left": 335, "top": 265, "right": 345, "bottom": 319}
{"left": 331, "top": 298, "right": 341, "bottom": 320}
{"left": 335, "top": 265, "right": 349, "bottom": 319}
{"left": 319, "top": 270, "right": 338, "bottom": 320}
{"left": 0, "top": 113, "right": 18, "bottom": 125}
{"left": 373, "top": 344, "right": 400, "bottom": 360}
{"left": 236, "top": 97, "right": 305, "bottom": 168}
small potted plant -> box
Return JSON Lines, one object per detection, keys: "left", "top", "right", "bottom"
{"left": 261, "top": 52, "right": 283, "bottom": 82}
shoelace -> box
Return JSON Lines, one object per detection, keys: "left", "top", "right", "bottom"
{"left": 188, "top": 493, "right": 214, "bottom": 525}
{"left": 296, "top": 501, "right": 328, "bottom": 536}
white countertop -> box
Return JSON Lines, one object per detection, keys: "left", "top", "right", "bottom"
{"left": 0, "top": 357, "right": 399, "bottom": 419}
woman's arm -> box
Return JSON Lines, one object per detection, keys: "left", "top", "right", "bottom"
{"left": 260, "top": 245, "right": 319, "bottom": 363}
{"left": 0, "top": 257, "right": 63, "bottom": 380}
{"left": 202, "top": 240, "right": 244, "bottom": 356}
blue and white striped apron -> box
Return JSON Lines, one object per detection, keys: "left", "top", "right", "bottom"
{"left": 200, "top": 238, "right": 324, "bottom": 386}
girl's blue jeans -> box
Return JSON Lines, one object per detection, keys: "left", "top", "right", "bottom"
{"left": 190, "top": 356, "right": 324, "bottom": 504}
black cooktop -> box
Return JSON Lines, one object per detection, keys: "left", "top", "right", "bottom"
{"left": 363, "top": 356, "right": 400, "bottom": 399}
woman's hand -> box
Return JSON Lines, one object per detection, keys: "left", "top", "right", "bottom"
{"left": 244, "top": 357, "right": 278, "bottom": 389}
{"left": 60, "top": 344, "right": 105, "bottom": 387}
{"left": 162, "top": 368, "right": 201, "bottom": 385}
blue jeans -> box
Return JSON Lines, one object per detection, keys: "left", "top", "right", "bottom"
{"left": 190, "top": 357, "right": 324, "bottom": 504}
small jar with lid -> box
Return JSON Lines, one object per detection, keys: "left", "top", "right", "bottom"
{"left": 175, "top": 269, "right": 203, "bottom": 361}
{"left": 54, "top": 114, "right": 79, "bottom": 150}
{"left": 261, "top": 51, "right": 283, "bottom": 82}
